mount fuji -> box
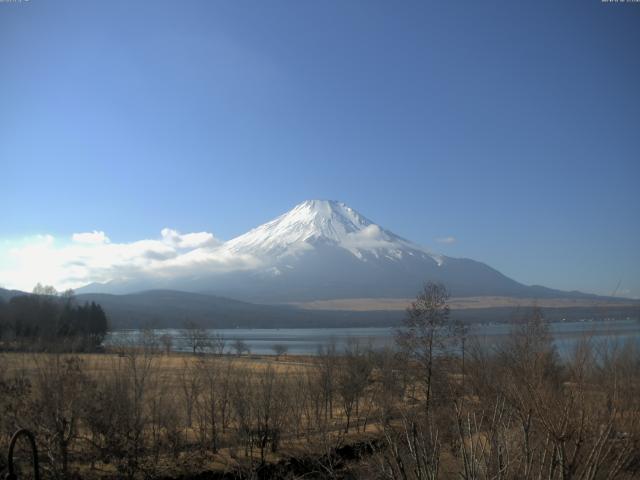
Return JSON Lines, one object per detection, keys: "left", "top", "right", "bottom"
{"left": 79, "top": 200, "right": 593, "bottom": 303}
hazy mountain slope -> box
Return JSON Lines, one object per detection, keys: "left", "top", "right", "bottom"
{"left": 186, "top": 200, "right": 598, "bottom": 302}
{"left": 69, "top": 290, "right": 640, "bottom": 329}
{"left": 0, "top": 287, "right": 26, "bottom": 302}
{"left": 3, "top": 287, "right": 637, "bottom": 329}
{"left": 77, "top": 200, "right": 612, "bottom": 302}
{"left": 77, "top": 290, "right": 640, "bottom": 329}
{"left": 75, "top": 290, "right": 401, "bottom": 329}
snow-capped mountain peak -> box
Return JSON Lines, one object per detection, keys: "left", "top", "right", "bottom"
{"left": 224, "top": 199, "right": 435, "bottom": 262}
{"left": 78, "top": 200, "right": 575, "bottom": 302}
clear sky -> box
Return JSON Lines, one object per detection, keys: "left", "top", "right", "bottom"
{"left": 1, "top": 0, "right": 639, "bottom": 297}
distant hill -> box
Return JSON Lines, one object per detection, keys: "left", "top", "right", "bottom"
{"left": 0, "top": 287, "right": 26, "bottom": 302}
{"left": 75, "top": 290, "right": 400, "bottom": 329}
{"left": 77, "top": 289, "right": 639, "bottom": 329}
{"left": 3, "top": 287, "right": 638, "bottom": 329}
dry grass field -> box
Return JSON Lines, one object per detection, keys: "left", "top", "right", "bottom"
{"left": 0, "top": 348, "right": 386, "bottom": 479}
{"left": 289, "top": 296, "right": 639, "bottom": 311}
{"left": 1, "top": 315, "right": 639, "bottom": 479}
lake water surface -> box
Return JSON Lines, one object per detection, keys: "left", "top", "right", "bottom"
{"left": 106, "top": 318, "right": 640, "bottom": 357}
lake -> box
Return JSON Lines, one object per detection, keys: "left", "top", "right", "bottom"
{"left": 106, "top": 318, "right": 640, "bottom": 357}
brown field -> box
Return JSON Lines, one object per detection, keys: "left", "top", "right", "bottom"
{"left": 0, "top": 351, "right": 315, "bottom": 377}
{"left": 1, "top": 321, "right": 639, "bottom": 479}
{"left": 289, "top": 295, "right": 638, "bottom": 311}
{"left": 1, "top": 348, "right": 385, "bottom": 479}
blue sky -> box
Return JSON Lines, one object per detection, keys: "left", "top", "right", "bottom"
{"left": 1, "top": 0, "right": 639, "bottom": 297}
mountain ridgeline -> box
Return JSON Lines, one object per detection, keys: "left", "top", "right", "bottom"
{"left": 77, "top": 200, "right": 607, "bottom": 303}
{"left": 2, "top": 201, "right": 637, "bottom": 330}
{"left": 1, "top": 286, "right": 637, "bottom": 330}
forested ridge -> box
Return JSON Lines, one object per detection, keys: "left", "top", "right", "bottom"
{"left": 0, "top": 284, "right": 108, "bottom": 351}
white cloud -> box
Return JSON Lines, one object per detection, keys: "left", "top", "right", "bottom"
{"left": 0, "top": 229, "right": 259, "bottom": 292}
{"left": 160, "top": 228, "right": 220, "bottom": 249}
{"left": 435, "top": 236, "right": 457, "bottom": 245}
{"left": 72, "top": 230, "right": 111, "bottom": 244}
{"left": 343, "top": 225, "right": 395, "bottom": 250}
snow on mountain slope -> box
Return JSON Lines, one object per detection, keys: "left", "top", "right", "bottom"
{"left": 224, "top": 200, "right": 443, "bottom": 264}
{"left": 227, "top": 200, "right": 374, "bottom": 252}
{"left": 78, "top": 200, "right": 579, "bottom": 302}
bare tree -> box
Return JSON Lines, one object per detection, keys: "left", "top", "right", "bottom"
{"left": 375, "top": 408, "right": 441, "bottom": 480}
{"left": 140, "top": 327, "right": 159, "bottom": 354}
{"left": 396, "top": 282, "right": 463, "bottom": 415}
{"left": 229, "top": 368, "right": 255, "bottom": 462}
{"left": 2, "top": 306, "right": 637, "bottom": 479}
{"left": 182, "top": 320, "right": 211, "bottom": 355}
{"left": 159, "top": 333, "right": 173, "bottom": 355}
{"left": 336, "top": 340, "right": 372, "bottom": 433}
{"left": 31, "top": 354, "right": 89, "bottom": 478}
{"left": 194, "top": 355, "right": 233, "bottom": 453}
{"left": 178, "top": 359, "right": 201, "bottom": 429}
{"left": 317, "top": 339, "right": 338, "bottom": 422}
{"left": 81, "top": 347, "right": 156, "bottom": 479}
{"left": 0, "top": 358, "right": 32, "bottom": 472}
{"left": 211, "top": 332, "right": 226, "bottom": 355}
{"left": 252, "top": 365, "right": 288, "bottom": 462}
{"left": 459, "top": 307, "right": 640, "bottom": 480}
{"left": 32, "top": 283, "right": 58, "bottom": 296}
{"left": 232, "top": 339, "right": 249, "bottom": 357}
{"left": 272, "top": 343, "right": 288, "bottom": 360}
{"left": 372, "top": 347, "right": 408, "bottom": 426}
